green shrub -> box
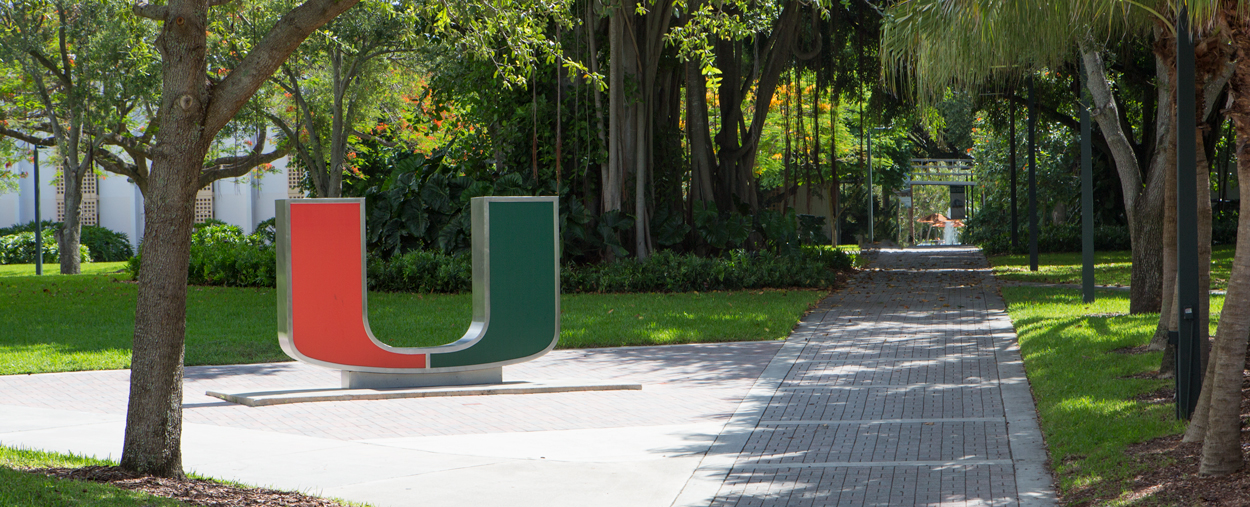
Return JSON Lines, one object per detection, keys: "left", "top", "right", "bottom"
{"left": 0, "top": 221, "right": 129, "bottom": 262}
{"left": 254, "top": 218, "right": 277, "bottom": 245}
{"left": 125, "top": 216, "right": 853, "bottom": 293}
{"left": 800, "top": 245, "right": 854, "bottom": 271}
{"left": 561, "top": 249, "right": 841, "bottom": 293}
{"left": 367, "top": 250, "right": 472, "bottom": 293}
{"left": 0, "top": 220, "right": 56, "bottom": 237}
{"left": 80, "top": 226, "right": 133, "bottom": 261}
{"left": 170, "top": 243, "right": 848, "bottom": 293}
{"left": 0, "top": 230, "right": 92, "bottom": 264}
{"left": 127, "top": 224, "right": 275, "bottom": 287}
{"left": 1213, "top": 210, "right": 1238, "bottom": 245}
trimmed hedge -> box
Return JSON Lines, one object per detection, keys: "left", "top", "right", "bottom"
{"left": 562, "top": 250, "right": 835, "bottom": 293}
{"left": 151, "top": 234, "right": 853, "bottom": 293}
{"left": 367, "top": 250, "right": 472, "bottom": 293}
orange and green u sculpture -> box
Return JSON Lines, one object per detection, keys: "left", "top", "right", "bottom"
{"left": 275, "top": 197, "right": 560, "bottom": 389}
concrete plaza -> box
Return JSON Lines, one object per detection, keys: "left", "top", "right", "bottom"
{"left": 0, "top": 246, "right": 1053, "bottom": 506}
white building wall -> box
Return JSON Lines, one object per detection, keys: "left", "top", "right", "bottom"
{"left": 98, "top": 173, "right": 144, "bottom": 250}
{"left": 214, "top": 177, "right": 255, "bottom": 234}
{"left": 0, "top": 181, "right": 17, "bottom": 228}
{"left": 254, "top": 157, "right": 294, "bottom": 228}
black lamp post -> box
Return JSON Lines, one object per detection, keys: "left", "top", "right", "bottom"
{"left": 1174, "top": 7, "right": 1202, "bottom": 420}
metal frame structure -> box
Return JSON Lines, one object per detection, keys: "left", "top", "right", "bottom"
{"left": 904, "top": 159, "right": 976, "bottom": 245}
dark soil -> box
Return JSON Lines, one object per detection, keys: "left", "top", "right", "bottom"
{"left": 1130, "top": 386, "right": 1175, "bottom": 404}
{"left": 1061, "top": 371, "right": 1250, "bottom": 506}
{"left": 1111, "top": 344, "right": 1152, "bottom": 355}
{"left": 24, "top": 466, "right": 349, "bottom": 506}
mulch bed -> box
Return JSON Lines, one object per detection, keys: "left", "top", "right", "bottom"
{"left": 1061, "top": 371, "right": 1250, "bottom": 506}
{"left": 22, "top": 465, "right": 349, "bottom": 506}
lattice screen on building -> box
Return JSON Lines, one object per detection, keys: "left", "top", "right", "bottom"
{"left": 55, "top": 173, "right": 99, "bottom": 226}
{"left": 287, "top": 167, "right": 305, "bottom": 199}
{"left": 195, "top": 186, "right": 214, "bottom": 223}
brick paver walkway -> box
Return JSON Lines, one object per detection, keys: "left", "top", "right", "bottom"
{"left": 693, "top": 247, "right": 1053, "bottom": 507}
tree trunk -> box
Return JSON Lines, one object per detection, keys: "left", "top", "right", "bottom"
{"left": 121, "top": 0, "right": 359, "bottom": 477}
{"left": 1158, "top": 117, "right": 1179, "bottom": 372}
{"left": 704, "top": 0, "right": 801, "bottom": 214}
{"left": 1178, "top": 27, "right": 1230, "bottom": 442}
{"left": 1081, "top": 44, "right": 1164, "bottom": 314}
{"left": 122, "top": 155, "right": 199, "bottom": 477}
{"left": 1183, "top": 129, "right": 1217, "bottom": 442}
{"left": 1198, "top": 109, "right": 1250, "bottom": 476}
{"left": 587, "top": 0, "right": 609, "bottom": 215}
{"left": 685, "top": 59, "right": 716, "bottom": 205}
{"left": 327, "top": 47, "right": 347, "bottom": 198}
{"left": 1195, "top": 8, "right": 1249, "bottom": 473}
{"left": 27, "top": 64, "right": 87, "bottom": 275}
{"left": 1131, "top": 128, "right": 1169, "bottom": 315}
{"left": 605, "top": 5, "right": 631, "bottom": 214}
{"left": 59, "top": 160, "right": 85, "bottom": 274}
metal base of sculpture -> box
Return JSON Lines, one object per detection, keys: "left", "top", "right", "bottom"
{"left": 340, "top": 368, "right": 503, "bottom": 389}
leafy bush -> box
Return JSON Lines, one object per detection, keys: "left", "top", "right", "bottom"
{"left": 0, "top": 221, "right": 129, "bottom": 262}
{"left": 254, "top": 218, "right": 278, "bottom": 245}
{"left": 692, "top": 201, "right": 749, "bottom": 250}
{"left": 0, "top": 220, "right": 59, "bottom": 237}
{"left": 80, "top": 226, "right": 133, "bottom": 261}
{"left": 0, "top": 230, "right": 92, "bottom": 264}
{"left": 166, "top": 237, "right": 850, "bottom": 293}
{"left": 367, "top": 250, "right": 472, "bottom": 293}
{"left": 1213, "top": 209, "right": 1238, "bottom": 245}
{"left": 800, "top": 245, "right": 855, "bottom": 271}
{"left": 127, "top": 224, "right": 275, "bottom": 287}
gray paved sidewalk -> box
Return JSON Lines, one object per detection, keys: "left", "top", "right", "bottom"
{"left": 0, "top": 342, "right": 781, "bottom": 507}
{"left": 678, "top": 247, "right": 1055, "bottom": 507}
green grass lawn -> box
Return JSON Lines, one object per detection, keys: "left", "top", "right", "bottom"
{"left": 1003, "top": 286, "right": 1223, "bottom": 502}
{"left": 0, "top": 261, "right": 129, "bottom": 277}
{"left": 0, "top": 447, "right": 189, "bottom": 506}
{"left": 988, "top": 245, "right": 1235, "bottom": 289}
{"left": 0, "top": 270, "right": 826, "bottom": 375}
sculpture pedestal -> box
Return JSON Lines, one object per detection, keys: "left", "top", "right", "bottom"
{"left": 341, "top": 368, "right": 503, "bottom": 389}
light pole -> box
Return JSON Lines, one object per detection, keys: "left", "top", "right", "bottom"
{"left": 867, "top": 126, "right": 888, "bottom": 243}
{"left": 33, "top": 145, "right": 42, "bottom": 276}
{"left": 1174, "top": 6, "right": 1202, "bottom": 420}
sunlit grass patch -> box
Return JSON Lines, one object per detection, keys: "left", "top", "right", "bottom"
{"left": 1003, "top": 286, "right": 1224, "bottom": 501}
{"left": 989, "top": 246, "right": 1233, "bottom": 290}
{"left": 0, "top": 262, "right": 130, "bottom": 277}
